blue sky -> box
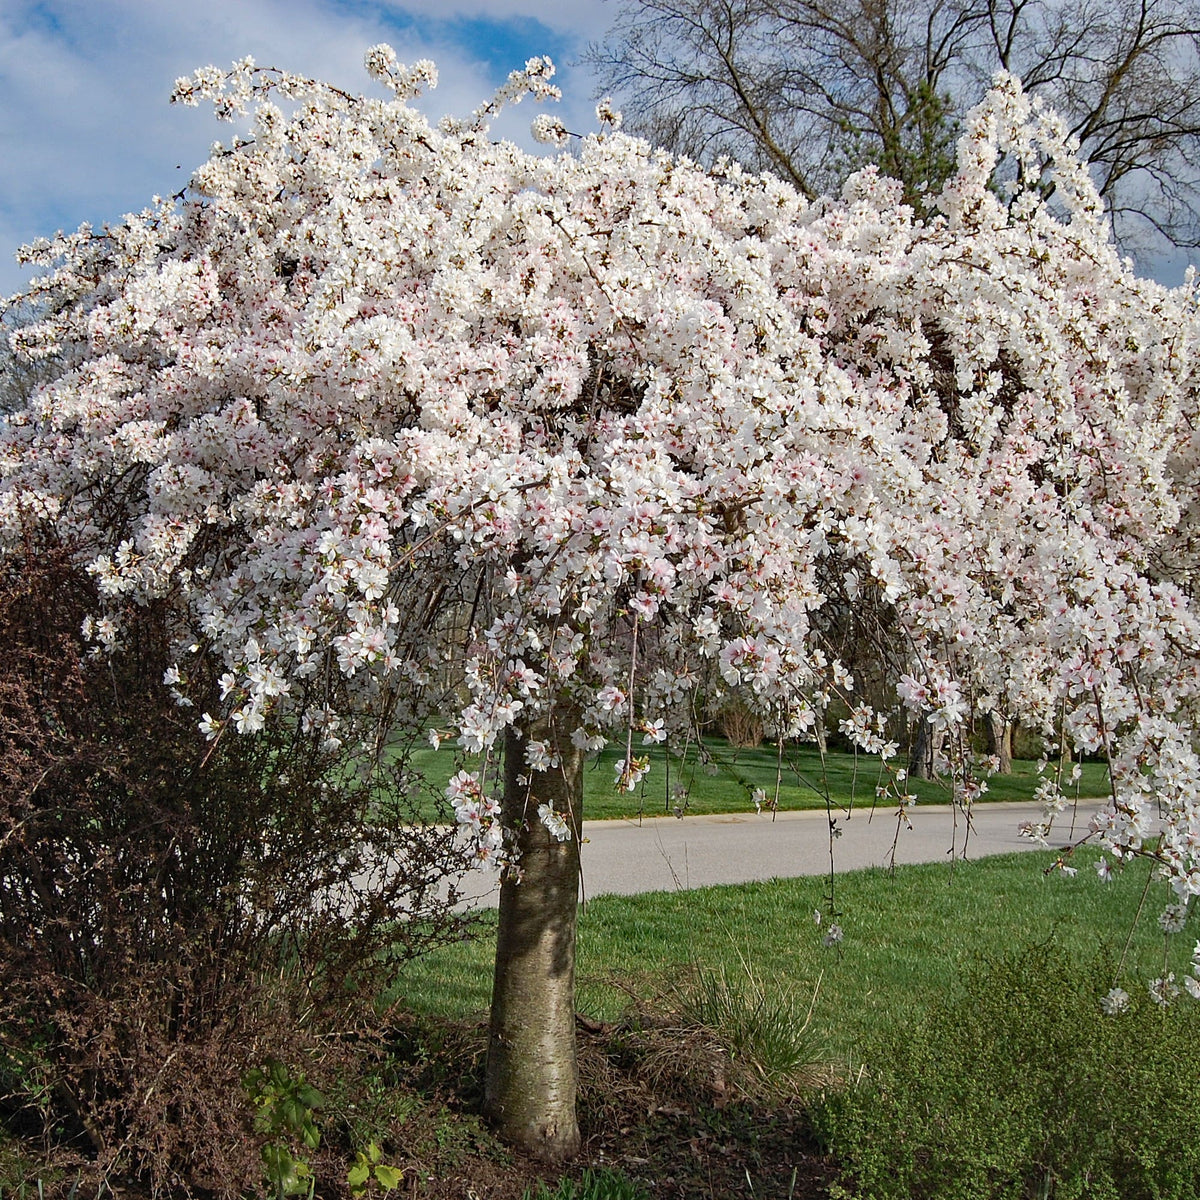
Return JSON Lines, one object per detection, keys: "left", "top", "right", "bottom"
{"left": 0, "top": 0, "right": 613, "bottom": 299}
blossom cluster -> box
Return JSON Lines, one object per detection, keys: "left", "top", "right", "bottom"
{"left": 445, "top": 769, "right": 506, "bottom": 866}
{"left": 4, "top": 54, "right": 1200, "bottom": 939}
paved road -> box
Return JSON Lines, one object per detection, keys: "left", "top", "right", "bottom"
{"left": 459, "top": 798, "right": 1104, "bottom": 908}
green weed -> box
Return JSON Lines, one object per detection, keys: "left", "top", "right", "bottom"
{"left": 346, "top": 1141, "right": 402, "bottom": 1197}
{"left": 244, "top": 1060, "right": 325, "bottom": 1198}
{"left": 523, "top": 1167, "right": 650, "bottom": 1200}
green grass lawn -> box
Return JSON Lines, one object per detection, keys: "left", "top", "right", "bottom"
{"left": 404, "top": 735, "right": 1110, "bottom": 823}
{"left": 388, "top": 846, "right": 1191, "bottom": 1059}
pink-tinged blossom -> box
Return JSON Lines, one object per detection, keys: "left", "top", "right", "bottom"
{"left": 596, "top": 686, "right": 627, "bottom": 714}
{"left": 1149, "top": 974, "right": 1181, "bottom": 1007}
{"left": 537, "top": 804, "right": 572, "bottom": 841}
{"left": 897, "top": 675, "right": 929, "bottom": 710}
{"left": 614, "top": 756, "right": 650, "bottom": 792}
{"left": 525, "top": 740, "right": 559, "bottom": 771}
{"left": 445, "top": 770, "right": 482, "bottom": 804}
{"left": 641, "top": 719, "right": 666, "bottom": 745}
{"left": 1159, "top": 902, "right": 1189, "bottom": 934}
{"left": 447, "top": 770, "right": 509, "bottom": 864}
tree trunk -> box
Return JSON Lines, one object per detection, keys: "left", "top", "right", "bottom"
{"left": 484, "top": 718, "right": 584, "bottom": 1162}
{"left": 984, "top": 710, "right": 1013, "bottom": 775}
{"left": 908, "top": 717, "right": 938, "bottom": 780}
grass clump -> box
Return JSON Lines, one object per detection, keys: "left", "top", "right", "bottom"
{"left": 523, "top": 1168, "right": 650, "bottom": 1199}
{"left": 815, "top": 941, "right": 1200, "bottom": 1200}
{"left": 662, "top": 961, "right": 827, "bottom": 1099}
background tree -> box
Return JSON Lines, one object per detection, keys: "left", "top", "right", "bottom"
{"left": 1, "top": 306, "right": 57, "bottom": 412}
{"left": 589, "top": 0, "right": 1200, "bottom": 255}
{"left": 5, "top": 52, "right": 1200, "bottom": 1170}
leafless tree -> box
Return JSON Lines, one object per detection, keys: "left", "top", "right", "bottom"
{"left": 0, "top": 303, "right": 58, "bottom": 413}
{"left": 589, "top": 0, "right": 1200, "bottom": 254}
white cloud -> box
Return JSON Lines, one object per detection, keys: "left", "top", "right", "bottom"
{"left": 0, "top": 0, "right": 608, "bottom": 299}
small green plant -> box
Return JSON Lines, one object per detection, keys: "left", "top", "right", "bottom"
{"left": 670, "top": 960, "right": 826, "bottom": 1096}
{"left": 243, "top": 1060, "right": 325, "bottom": 1198}
{"left": 523, "top": 1167, "right": 650, "bottom": 1200}
{"left": 0, "top": 1139, "right": 72, "bottom": 1200}
{"left": 814, "top": 942, "right": 1200, "bottom": 1200}
{"left": 347, "top": 1141, "right": 402, "bottom": 1196}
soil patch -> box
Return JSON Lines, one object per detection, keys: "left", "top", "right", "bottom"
{"left": 371, "top": 1013, "right": 837, "bottom": 1199}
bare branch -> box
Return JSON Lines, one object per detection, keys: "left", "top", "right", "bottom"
{"left": 591, "top": 0, "right": 1200, "bottom": 259}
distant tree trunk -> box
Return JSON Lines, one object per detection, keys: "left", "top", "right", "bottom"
{"left": 984, "top": 710, "right": 1013, "bottom": 774}
{"left": 719, "top": 698, "right": 764, "bottom": 747}
{"left": 908, "top": 718, "right": 938, "bottom": 779}
{"left": 484, "top": 716, "right": 584, "bottom": 1162}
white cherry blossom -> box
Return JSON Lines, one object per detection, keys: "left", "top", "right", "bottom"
{"left": 4, "top": 53, "right": 1200, "bottom": 950}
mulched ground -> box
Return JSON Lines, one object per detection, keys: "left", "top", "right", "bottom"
{"left": 380, "top": 1014, "right": 839, "bottom": 1200}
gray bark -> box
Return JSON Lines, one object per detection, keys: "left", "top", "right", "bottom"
{"left": 908, "top": 717, "right": 940, "bottom": 779}
{"left": 984, "top": 710, "right": 1013, "bottom": 775}
{"left": 484, "top": 718, "right": 584, "bottom": 1162}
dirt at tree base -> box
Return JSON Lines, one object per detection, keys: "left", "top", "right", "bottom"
{"left": 375, "top": 1017, "right": 837, "bottom": 1199}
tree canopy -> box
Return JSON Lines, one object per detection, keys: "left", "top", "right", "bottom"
{"left": 5, "top": 47, "right": 1200, "bottom": 1156}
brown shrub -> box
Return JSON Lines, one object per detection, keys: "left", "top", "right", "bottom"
{"left": 0, "top": 532, "right": 472, "bottom": 1196}
{"left": 718, "top": 699, "right": 765, "bottom": 749}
